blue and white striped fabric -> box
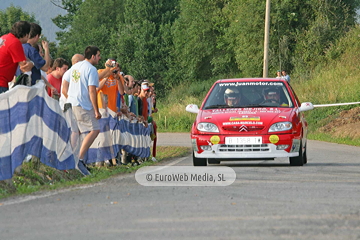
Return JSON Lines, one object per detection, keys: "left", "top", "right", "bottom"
{"left": 0, "top": 81, "right": 152, "bottom": 180}
{"left": 0, "top": 82, "right": 76, "bottom": 180}
{"left": 86, "top": 109, "right": 151, "bottom": 164}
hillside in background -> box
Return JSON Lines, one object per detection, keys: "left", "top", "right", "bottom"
{"left": 1, "top": 0, "right": 66, "bottom": 42}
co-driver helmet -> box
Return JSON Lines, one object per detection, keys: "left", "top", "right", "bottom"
{"left": 224, "top": 88, "right": 240, "bottom": 106}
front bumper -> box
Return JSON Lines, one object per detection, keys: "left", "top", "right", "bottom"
{"left": 192, "top": 134, "right": 300, "bottom": 159}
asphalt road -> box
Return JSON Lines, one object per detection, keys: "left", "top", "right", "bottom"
{"left": 1, "top": 134, "right": 360, "bottom": 240}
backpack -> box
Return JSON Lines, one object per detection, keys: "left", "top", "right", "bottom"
{"left": 12, "top": 73, "right": 31, "bottom": 88}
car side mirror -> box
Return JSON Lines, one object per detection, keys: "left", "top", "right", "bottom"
{"left": 299, "top": 102, "right": 314, "bottom": 112}
{"left": 186, "top": 104, "right": 199, "bottom": 114}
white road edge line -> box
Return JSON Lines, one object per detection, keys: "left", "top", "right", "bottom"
{"left": 0, "top": 156, "right": 190, "bottom": 206}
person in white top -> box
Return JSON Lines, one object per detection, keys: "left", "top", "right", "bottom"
{"left": 62, "top": 46, "right": 102, "bottom": 175}
{"left": 276, "top": 70, "right": 283, "bottom": 79}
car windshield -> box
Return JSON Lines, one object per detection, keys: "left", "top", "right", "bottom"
{"left": 203, "top": 81, "right": 294, "bottom": 109}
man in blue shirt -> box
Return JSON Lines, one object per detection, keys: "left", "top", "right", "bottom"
{"left": 22, "top": 23, "right": 51, "bottom": 85}
{"left": 282, "top": 70, "right": 290, "bottom": 83}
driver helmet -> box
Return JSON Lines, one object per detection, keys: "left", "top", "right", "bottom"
{"left": 224, "top": 88, "right": 240, "bottom": 106}
{"left": 263, "top": 87, "right": 280, "bottom": 102}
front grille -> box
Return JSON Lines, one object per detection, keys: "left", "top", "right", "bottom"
{"left": 218, "top": 144, "right": 270, "bottom": 152}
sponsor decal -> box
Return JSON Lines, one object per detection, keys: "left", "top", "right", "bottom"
{"left": 223, "top": 121, "right": 263, "bottom": 125}
{"left": 212, "top": 109, "right": 239, "bottom": 114}
{"left": 229, "top": 116, "right": 260, "bottom": 121}
{"left": 212, "top": 108, "right": 281, "bottom": 115}
{"left": 210, "top": 135, "right": 220, "bottom": 145}
{"left": 219, "top": 82, "right": 283, "bottom": 87}
{"left": 269, "top": 135, "right": 279, "bottom": 144}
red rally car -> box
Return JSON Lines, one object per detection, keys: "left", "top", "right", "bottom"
{"left": 186, "top": 78, "right": 314, "bottom": 166}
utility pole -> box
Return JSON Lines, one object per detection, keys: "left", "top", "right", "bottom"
{"left": 263, "top": 0, "right": 270, "bottom": 78}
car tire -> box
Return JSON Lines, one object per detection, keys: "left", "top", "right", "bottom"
{"left": 208, "top": 158, "right": 220, "bottom": 164}
{"left": 303, "top": 142, "right": 307, "bottom": 164}
{"left": 289, "top": 142, "right": 304, "bottom": 166}
{"left": 193, "top": 152, "right": 207, "bottom": 166}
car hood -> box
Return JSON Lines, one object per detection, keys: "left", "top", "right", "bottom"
{"left": 198, "top": 107, "right": 295, "bottom": 134}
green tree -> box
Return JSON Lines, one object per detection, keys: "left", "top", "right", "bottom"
{"left": 221, "top": 0, "right": 265, "bottom": 77}
{"left": 55, "top": 0, "right": 123, "bottom": 63}
{"left": 0, "top": 5, "right": 36, "bottom": 36}
{"left": 51, "top": 0, "right": 83, "bottom": 57}
{"left": 292, "top": 0, "right": 360, "bottom": 78}
{"left": 51, "top": 0, "right": 83, "bottom": 30}
{"left": 170, "top": 0, "right": 235, "bottom": 82}
{"left": 109, "top": 0, "right": 180, "bottom": 93}
{"left": 221, "top": 0, "right": 360, "bottom": 78}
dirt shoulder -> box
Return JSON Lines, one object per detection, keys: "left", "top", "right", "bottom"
{"left": 318, "top": 107, "right": 360, "bottom": 139}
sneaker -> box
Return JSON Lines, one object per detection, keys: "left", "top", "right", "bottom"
{"left": 107, "top": 159, "right": 117, "bottom": 167}
{"left": 152, "top": 157, "right": 157, "bottom": 162}
{"left": 77, "top": 161, "right": 91, "bottom": 176}
{"left": 131, "top": 159, "right": 139, "bottom": 166}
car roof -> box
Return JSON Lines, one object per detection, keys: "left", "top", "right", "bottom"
{"left": 215, "top": 78, "right": 287, "bottom": 83}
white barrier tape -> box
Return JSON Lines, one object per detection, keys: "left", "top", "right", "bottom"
{"left": 313, "top": 102, "right": 360, "bottom": 108}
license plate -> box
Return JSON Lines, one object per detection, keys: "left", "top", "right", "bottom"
{"left": 225, "top": 137, "right": 262, "bottom": 144}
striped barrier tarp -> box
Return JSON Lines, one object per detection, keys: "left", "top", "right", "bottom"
{"left": 0, "top": 81, "right": 151, "bottom": 180}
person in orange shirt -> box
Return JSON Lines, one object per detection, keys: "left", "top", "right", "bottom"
{"left": 97, "top": 59, "right": 124, "bottom": 113}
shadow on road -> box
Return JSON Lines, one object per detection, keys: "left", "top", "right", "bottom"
{"left": 209, "top": 162, "right": 360, "bottom": 167}
{"left": 305, "top": 163, "right": 360, "bottom": 167}
{"left": 215, "top": 163, "right": 291, "bottom": 167}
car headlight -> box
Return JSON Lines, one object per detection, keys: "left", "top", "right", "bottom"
{"left": 269, "top": 122, "right": 292, "bottom": 132}
{"left": 197, "top": 122, "right": 219, "bottom": 132}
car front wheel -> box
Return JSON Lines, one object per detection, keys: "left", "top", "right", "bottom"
{"left": 289, "top": 142, "right": 304, "bottom": 166}
{"left": 193, "top": 152, "right": 207, "bottom": 166}
{"left": 303, "top": 142, "right": 307, "bottom": 164}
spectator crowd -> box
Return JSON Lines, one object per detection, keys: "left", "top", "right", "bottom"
{"left": 0, "top": 21, "right": 158, "bottom": 175}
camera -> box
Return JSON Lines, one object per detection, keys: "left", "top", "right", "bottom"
{"left": 107, "top": 59, "right": 117, "bottom": 68}
{"left": 110, "top": 60, "right": 116, "bottom": 67}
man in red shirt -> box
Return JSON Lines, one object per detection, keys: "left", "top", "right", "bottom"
{"left": 0, "top": 21, "right": 34, "bottom": 93}
{"left": 47, "top": 58, "right": 69, "bottom": 99}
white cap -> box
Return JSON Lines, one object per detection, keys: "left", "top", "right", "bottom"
{"left": 141, "top": 84, "right": 149, "bottom": 90}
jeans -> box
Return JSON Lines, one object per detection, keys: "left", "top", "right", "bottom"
{"left": 0, "top": 86, "right": 8, "bottom": 94}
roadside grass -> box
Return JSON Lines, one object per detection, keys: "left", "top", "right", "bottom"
{"left": 308, "top": 132, "right": 360, "bottom": 146}
{"left": 0, "top": 146, "right": 191, "bottom": 200}
{"left": 155, "top": 79, "right": 214, "bottom": 133}
{"left": 155, "top": 100, "right": 197, "bottom": 132}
